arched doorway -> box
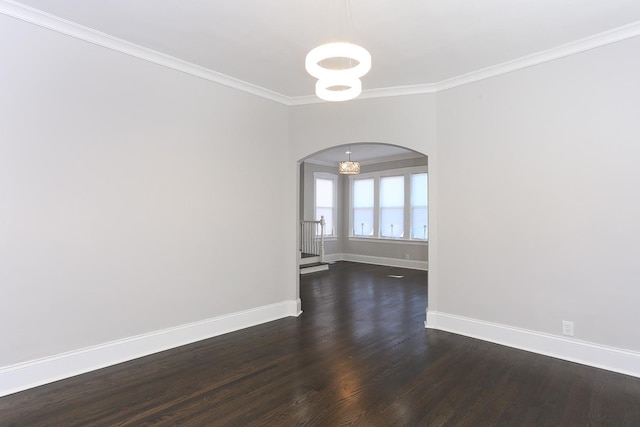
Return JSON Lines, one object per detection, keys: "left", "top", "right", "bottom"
{"left": 296, "top": 142, "right": 429, "bottom": 315}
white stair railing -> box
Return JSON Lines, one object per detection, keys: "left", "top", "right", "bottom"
{"left": 300, "top": 216, "right": 325, "bottom": 263}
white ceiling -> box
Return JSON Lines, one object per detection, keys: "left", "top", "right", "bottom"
{"left": 7, "top": 0, "right": 640, "bottom": 99}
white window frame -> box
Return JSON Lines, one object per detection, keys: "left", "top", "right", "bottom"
{"left": 379, "top": 175, "right": 405, "bottom": 238}
{"left": 314, "top": 172, "right": 338, "bottom": 237}
{"left": 351, "top": 177, "right": 375, "bottom": 237}
{"left": 348, "top": 166, "right": 428, "bottom": 242}
{"left": 410, "top": 172, "right": 428, "bottom": 241}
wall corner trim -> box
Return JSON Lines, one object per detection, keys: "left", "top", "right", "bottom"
{"left": 0, "top": 300, "right": 300, "bottom": 398}
{"left": 425, "top": 311, "right": 640, "bottom": 379}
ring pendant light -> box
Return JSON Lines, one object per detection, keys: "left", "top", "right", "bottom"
{"left": 305, "top": 2, "right": 371, "bottom": 102}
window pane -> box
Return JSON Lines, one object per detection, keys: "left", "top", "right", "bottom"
{"left": 352, "top": 178, "right": 374, "bottom": 236}
{"left": 411, "top": 207, "right": 428, "bottom": 239}
{"left": 316, "top": 207, "right": 334, "bottom": 236}
{"left": 380, "top": 208, "right": 404, "bottom": 237}
{"left": 411, "top": 173, "right": 428, "bottom": 240}
{"left": 353, "top": 179, "right": 374, "bottom": 207}
{"left": 353, "top": 208, "right": 374, "bottom": 236}
{"left": 315, "top": 176, "right": 335, "bottom": 236}
{"left": 380, "top": 176, "right": 404, "bottom": 238}
{"left": 380, "top": 176, "right": 404, "bottom": 207}
{"left": 315, "top": 178, "right": 334, "bottom": 208}
{"left": 411, "top": 173, "right": 427, "bottom": 206}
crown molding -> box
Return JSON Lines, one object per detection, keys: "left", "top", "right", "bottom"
{"left": 433, "top": 20, "right": 640, "bottom": 93}
{"left": 288, "top": 83, "right": 440, "bottom": 105}
{"left": 2, "top": 0, "right": 640, "bottom": 105}
{"left": 359, "top": 152, "right": 424, "bottom": 166}
{"left": 311, "top": 20, "right": 640, "bottom": 102}
{"left": 304, "top": 151, "right": 423, "bottom": 168}
{"left": 0, "top": 0, "right": 290, "bottom": 105}
{"left": 361, "top": 83, "right": 439, "bottom": 99}
{"left": 302, "top": 158, "right": 337, "bottom": 167}
{"left": 288, "top": 95, "right": 327, "bottom": 106}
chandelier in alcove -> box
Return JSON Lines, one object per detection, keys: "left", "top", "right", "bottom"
{"left": 338, "top": 147, "right": 360, "bottom": 174}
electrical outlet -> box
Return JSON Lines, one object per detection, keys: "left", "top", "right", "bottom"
{"left": 405, "top": 254, "right": 410, "bottom": 260}
{"left": 562, "top": 320, "right": 574, "bottom": 337}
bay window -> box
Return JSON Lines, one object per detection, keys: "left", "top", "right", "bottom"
{"left": 350, "top": 167, "right": 427, "bottom": 241}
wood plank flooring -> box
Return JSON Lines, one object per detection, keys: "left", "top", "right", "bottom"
{"left": 1, "top": 261, "right": 639, "bottom": 426}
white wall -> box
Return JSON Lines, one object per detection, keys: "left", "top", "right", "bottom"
{"left": 0, "top": 15, "right": 293, "bottom": 367}
{"left": 436, "top": 36, "right": 640, "bottom": 352}
{"left": 290, "top": 96, "right": 438, "bottom": 160}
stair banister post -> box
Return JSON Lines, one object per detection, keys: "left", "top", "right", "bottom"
{"left": 320, "top": 216, "right": 325, "bottom": 263}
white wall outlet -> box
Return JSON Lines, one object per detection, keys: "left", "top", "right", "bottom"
{"left": 562, "top": 320, "right": 574, "bottom": 337}
{"left": 405, "top": 254, "right": 410, "bottom": 260}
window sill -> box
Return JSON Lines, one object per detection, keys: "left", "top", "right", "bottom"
{"left": 348, "top": 237, "right": 428, "bottom": 245}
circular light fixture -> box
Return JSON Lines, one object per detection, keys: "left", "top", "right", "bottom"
{"left": 305, "top": 42, "right": 371, "bottom": 80}
{"left": 316, "top": 76, "right": 361, "bottom": 102}
{"left": 305, "top": 42, "right": 371, "bottom": 102}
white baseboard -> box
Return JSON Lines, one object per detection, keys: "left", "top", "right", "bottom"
{"left": 0, "top": 299, "right": 302, "bottom": 398}
{"left": 425, "top": 311, "right": 640, "bottom": 379}
{"left": 299, "top": 255, "right": 321, "bottom": 266}
{"left": 342, "top": 253, "right": 428, "bottom": 270}
{"left": 300, "top": 264, "right": 329, "bottom": 274}
{"left": 323, "top": 253, "right": 428, "bottom": 270}
{"left": 293, "top": 298, "right": 302, "bottom": 316}
{"left": 324, "top": 253, "right": 343, "bottom": 263}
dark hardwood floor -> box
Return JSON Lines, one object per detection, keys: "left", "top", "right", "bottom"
{"left": 1, "top": 261, "right": 639, "bottom": 426}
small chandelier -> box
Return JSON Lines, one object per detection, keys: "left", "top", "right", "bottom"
{"left": 305, "top": 1, "right": 371, "bottom": 102}
{"left": 338, "top": 148, "right": 360, "bottom": 174}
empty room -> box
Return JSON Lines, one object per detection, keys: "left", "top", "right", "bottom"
{"left": 1, "top": 0, "right": 640, "bottom": 425}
